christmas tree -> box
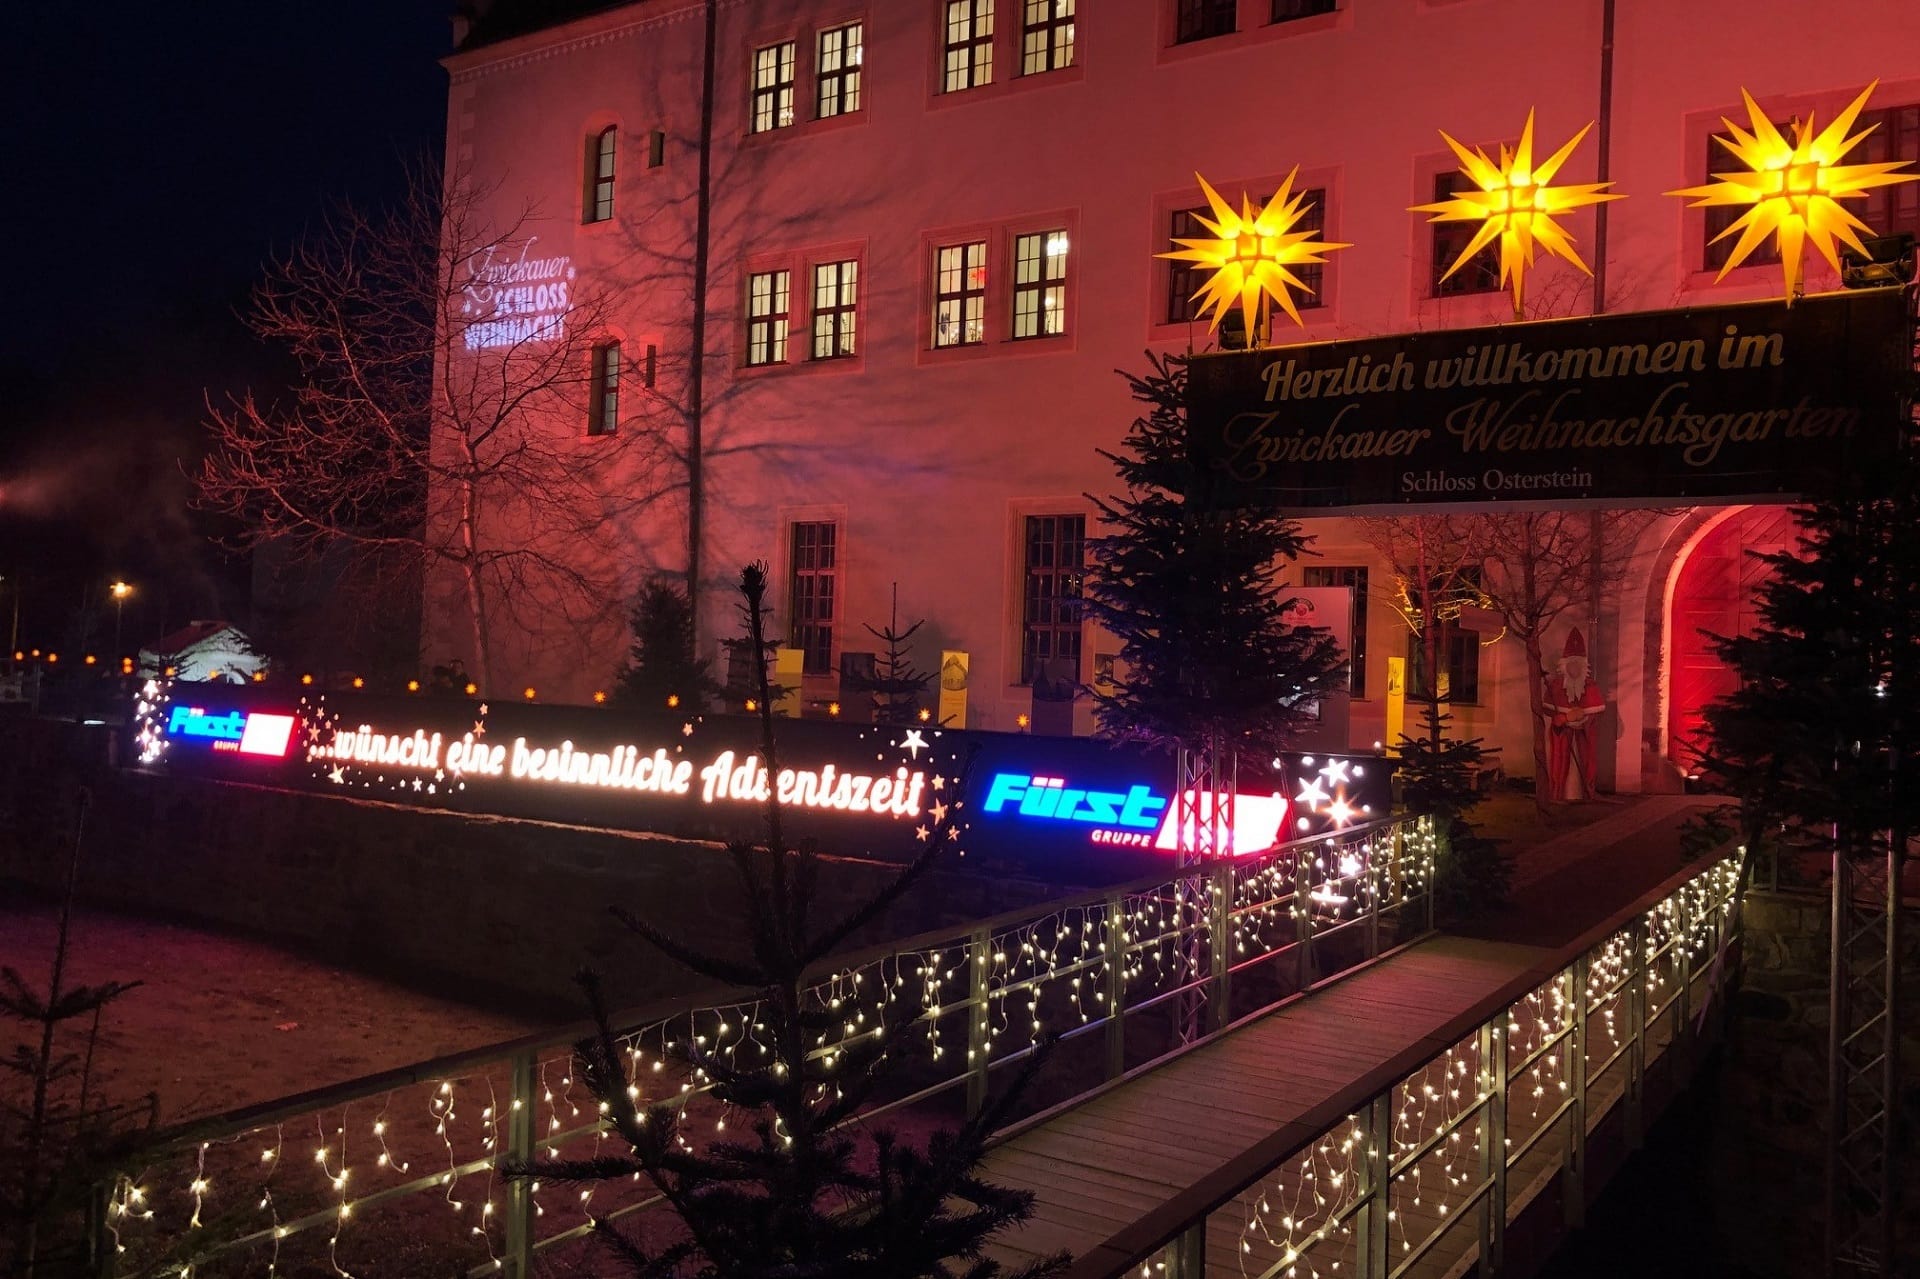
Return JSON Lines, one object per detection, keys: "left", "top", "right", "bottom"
{"left": 1696, "top": 483, "right": 1920, "bottom": 862}
{"left": 613, "top": 578, "right": 718, "bottom": 712}
{"left": 849, "top": 584, "right": 933, "bottom": 726}
{"left": 1082, "top": 352, "right": 1347, "bottom": 760}
{"left": 515, "top": 564, "right": 1065, "bottom": 1278}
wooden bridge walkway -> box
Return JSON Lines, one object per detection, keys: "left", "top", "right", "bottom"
{"left": 981, "top": 935, "right": 1553, "bottom": 1274}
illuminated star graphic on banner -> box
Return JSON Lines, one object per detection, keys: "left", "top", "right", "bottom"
{"left": 1667, "top": 81, "right": 1917, "bottom": 303}
{"left": 1411, "top": 109, "right": 1621, "bottom": 314}
{"left": 930, "top": 799, "right": 949, "bottom": 825}
{"left": 1292, "top": 757, "right": 1373, "bottom": 831}
{"left": 898, "top": 729, "right": 929, "bottom": 759}
{"left": 1159, "top": 169, "right": 1350, "bottom": 337}
{"left": 328, "top": 766, "right": 346, "bottom": 785}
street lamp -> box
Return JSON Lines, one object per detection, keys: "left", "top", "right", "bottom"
{"left": 110, "top": 581, "right": 133, "bottom": 658}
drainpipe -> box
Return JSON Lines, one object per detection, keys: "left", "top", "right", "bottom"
{"left": 685, "top": 0, "right": 717, "bottom": 647}
{"left": 1592, "top": 0, "right": 1615, "bottom": 315}
{"left": 1590, "top": 0, "right": 1618, "bottom": 792}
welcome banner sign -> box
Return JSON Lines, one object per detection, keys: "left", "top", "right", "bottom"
{"left": 1186, "top": 288, "right": 1911, "bottom": 509}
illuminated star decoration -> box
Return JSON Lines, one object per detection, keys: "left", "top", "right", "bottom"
{"left": 1667, "top": 81, "right": 1917, "bottom": 304}
{"left": 1411, "top": 110, "right": 1622, "bottom": 314}
{"left": 897, "top": 729, "right": 929, "bottom": 759}
{"left": 1292, "top": 756, "right": 1372, "bottom": 832}
{"left": 1158, "top": 169, "right": 1351, "bottom": 338}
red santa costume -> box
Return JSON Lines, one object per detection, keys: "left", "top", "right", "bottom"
{"left": 1544, "top": 628, "right": 1606, "bottom": 801}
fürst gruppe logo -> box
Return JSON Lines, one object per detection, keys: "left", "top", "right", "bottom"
{"left": 980, "top": 771, "right": 1291, "bottom": 853}
{"left": 165, "top": 706, "right": 297, "bottom": 758}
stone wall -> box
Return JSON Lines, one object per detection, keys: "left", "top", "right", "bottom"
{"left": 0, "top": 714, "right": 1067, "bottom": 1016}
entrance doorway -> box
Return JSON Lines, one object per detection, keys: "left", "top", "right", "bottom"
{"left": 1666, "top": 506, "right": 1800, "bottom": 772}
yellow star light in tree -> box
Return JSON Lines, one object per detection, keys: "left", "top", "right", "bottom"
{"left": 1667, "top": 81, "right": 1917, "bottom": 303}
{"left": 1411, "top": 110, "right": 1622, "bottom": 314}
{"left": 1159, "top": 169, "right": 1350, "bottom": 338}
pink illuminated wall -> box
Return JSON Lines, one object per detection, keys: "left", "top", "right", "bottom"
{"left": 434, "top": 0, "right": 1920, "bottom": 789}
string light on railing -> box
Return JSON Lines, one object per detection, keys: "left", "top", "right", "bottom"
{"left": 103, "top": 813, "right": 1547, "bottom": 1276}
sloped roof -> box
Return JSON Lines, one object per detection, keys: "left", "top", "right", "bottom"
{"left": 144, "top": 620, "right": 240, "bottom": 657}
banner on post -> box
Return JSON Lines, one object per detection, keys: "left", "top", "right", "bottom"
{"left": 1186, "top": 288, "right": 1912, "bottom": 510}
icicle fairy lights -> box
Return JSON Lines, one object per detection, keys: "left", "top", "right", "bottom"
{"left": 100, "top": 815, "right": 1443, "bottom": 1273}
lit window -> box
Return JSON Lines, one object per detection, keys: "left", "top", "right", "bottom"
{"left": 1012, "top": 230, "right": 1068, "bottom": 339}
{"left": 751, "top": 41, "right": 797, "bottom": 134}
{"left": 817, "top": 23, "right": 863, "bottom": 118}
{"left": 588, "top": 342, "right": 620, "bottom": 436}
{"left": 1175, "top": 0, "right": 1235, "bottom": 43}
{"left": 933, "top": 241, "right": 988, "bottom": 348}
{"left": 811, "top": 260, "right": 858, "bottom": 359}
{"left": 1022, "top": 515, "right": 1084, "bottom": 686}
{"left": 1021, "top": 0, "right": 1074, "bottom": 75}
{"left": 1271, "top": 0, "right": 1335, "bottom": 22}
{"left": 584, "top": 127, "right": 615, "bottom": 223}
{"left": 944, "top": 0, "right": 995, "bottom": 93}
{"left": 1430, "top": 171, "right": 1501, "bottom": 297}
{"left": 746, "top": 270, "right": 790, "bottom": 366}
{"left": 790, "top": 522, "right": 838, "bottom": 675}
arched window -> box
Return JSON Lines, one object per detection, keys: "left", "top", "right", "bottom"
{"left": 584, "top": 126, "right": 616, "bottom": 223}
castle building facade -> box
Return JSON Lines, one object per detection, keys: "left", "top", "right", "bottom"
{"left": 434, "top": 0, "right": 1920, "bottom": 792}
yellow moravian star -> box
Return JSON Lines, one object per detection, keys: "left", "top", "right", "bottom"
{"left": 1411, "top": 109, "right": 1622, "bottom": 314}
{"left": 1159, "top": 169, "right": 1350, "bottom": 339}
{"left": 1668, "top": 81, "right": 1917, "bottom": 304}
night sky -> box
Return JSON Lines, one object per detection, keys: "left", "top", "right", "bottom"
{"left": 1, "top": 1, "right": 452, "bottom": 650}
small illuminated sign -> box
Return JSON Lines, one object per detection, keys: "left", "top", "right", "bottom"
{"left": 166, "top": 706, "right": 296, "bottom": 758}
{"left": 983, "top": 773, "right": 1168, "bottom": 829}
{"left": 981, "top": 770, "right": 1295, "bottom": 855}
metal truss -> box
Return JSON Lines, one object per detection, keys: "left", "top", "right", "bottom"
{"left": 1825, "top": 838, "right": 1905, "bottom": 1277}
{"left": 1175, "top": 738, "right": 1234, "bottom": 1041}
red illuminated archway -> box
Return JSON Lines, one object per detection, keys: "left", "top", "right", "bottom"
{"left": 1665, "top": 505, "right": 1801, "bottom": 773}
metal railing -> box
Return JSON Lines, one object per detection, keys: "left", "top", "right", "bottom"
{"left": 96, "top": 814, "right": 1439, "bottom": 1278}
{"left": 1067, "top": 849, "right": 1747, "bottom": 1279}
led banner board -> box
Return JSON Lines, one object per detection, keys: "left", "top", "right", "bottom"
{"left": 161, "top": 705, "right": 296, "bottom": 757}
{"left": 135, "top": 686, "right": 1390, "bottom": 881}
{"left": 1185, "top": 288, "right": 1912, "bottom": 510}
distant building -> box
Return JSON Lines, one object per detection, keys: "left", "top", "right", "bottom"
{"left": 431, "top": 0, "right": 1920, "bottom": 792}
{"left": 141, "top": 621, "right": 265, "bottom": 684}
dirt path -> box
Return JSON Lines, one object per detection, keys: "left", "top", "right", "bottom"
{"left": 0, "top": 894, "right": 534, "bottom": 1128}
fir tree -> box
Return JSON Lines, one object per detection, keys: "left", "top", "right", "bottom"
{"left": 1359, "top": 516, "right": 1510, "bottom": 915}
{"left": 849, "top": 584, "right": 933, "bottom": 726}
{"left": 1, "top": 792, "right": 153, "bottom": 1275}
{"left": 1695, "top": 482, "right": 1920, "bottom": 864}
{"left": 1395, "top": 700, "right": 1510, "bottom": 920}
{"left": 514, "top": 564, "right": 1067, "bottom": 1279}
{"left": 1082, "top": 352, "right": 1347, "bottom": 759}
{"left": 614, "top": 579, "right": 718, "bottom": 712}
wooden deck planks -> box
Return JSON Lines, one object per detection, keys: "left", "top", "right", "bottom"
{"left": 985, "top": 936, "right": 1551, "bottom": 1267}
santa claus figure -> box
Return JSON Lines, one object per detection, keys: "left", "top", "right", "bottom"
{"left": 1544, "top": 628, "right": 1607, "bottom": 801}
